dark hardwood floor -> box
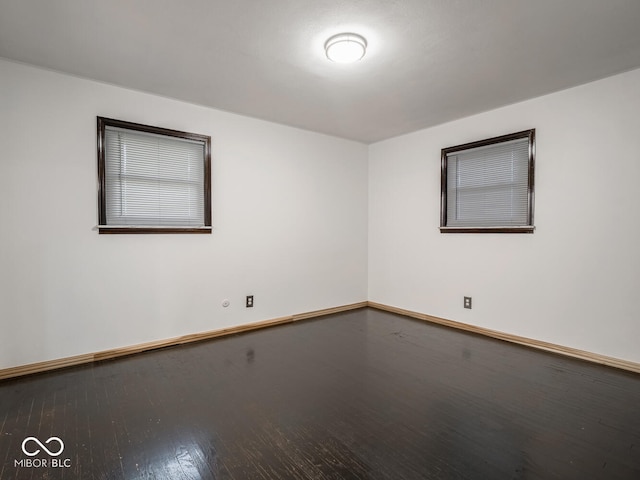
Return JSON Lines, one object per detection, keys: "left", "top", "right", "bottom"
{"left": 1, "top": 308, "right": 639, "bottom": 479}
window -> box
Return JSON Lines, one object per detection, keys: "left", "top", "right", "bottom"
{"left": 97, "top": 117, "right": 211, "bottom": 234}
{"left": 440, "top": 129, "right": 535, "bottom": 233}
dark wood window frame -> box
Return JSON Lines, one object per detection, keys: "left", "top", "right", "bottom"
{"left": 440, "top": 129, "right": 535, "bottom": 234}
{"left": 97, "top": 117, "right": 212, "bottom": 234}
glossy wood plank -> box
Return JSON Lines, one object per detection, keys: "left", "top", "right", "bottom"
{"left": 1, "top": 308, "right": 639, "bottom": 479}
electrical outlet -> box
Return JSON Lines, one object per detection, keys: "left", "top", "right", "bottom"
{"left": 246, "top": 295, "right": 254, "bottom": 308}
{"left": 464, "top": 296, "right": 472, "bottom": 309}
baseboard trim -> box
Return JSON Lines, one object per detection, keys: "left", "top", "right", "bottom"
{"left": 3, "top": 300, "right": 637, "bottom": 380}
{"left": 367, "top": 301, "right": 640, "bottom": 375}
{"left": 0, "top": 301, "right": 368, "bottom": 381}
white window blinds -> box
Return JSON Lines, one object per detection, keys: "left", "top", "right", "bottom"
{"left": 445, "top": 137, "right": 531, "bottom": 228}
{"left": 104, "top": 126, "right": 206, "bottom": 227}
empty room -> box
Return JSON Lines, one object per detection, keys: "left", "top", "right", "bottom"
{"left": 1, "top": 1, "right": 640, "bottom": 479}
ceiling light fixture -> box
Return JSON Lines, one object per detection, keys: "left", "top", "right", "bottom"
{"left": 325, "top": 33, "right": 367, "bottom": 63}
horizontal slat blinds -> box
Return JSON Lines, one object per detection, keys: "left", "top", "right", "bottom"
{"left": 446, "top": 137, "right": 530, "bottom": 227}
{"left": 104, "top": 126, "right": 206, "bottom": 227}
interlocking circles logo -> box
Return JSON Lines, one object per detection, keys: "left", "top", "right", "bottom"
{"left": 14, "top": 436, "right": 71, "bottom": 468}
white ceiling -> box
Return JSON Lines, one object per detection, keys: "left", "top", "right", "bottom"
{"left": 2, "top": 1, "right": 640, "bottom": 143}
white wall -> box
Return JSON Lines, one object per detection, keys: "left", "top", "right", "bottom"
{"left": 3, "top": 58, "right": 639, "bottom": 372}
{"left": 369, "top": 68, "right": 640, "bottom": 364}
{"left": 0, "top": 59, "right": 369, "bottom": 370}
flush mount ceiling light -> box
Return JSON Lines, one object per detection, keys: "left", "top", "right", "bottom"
{"left": 325, "top": 33, "right": 367, "bottom": 63}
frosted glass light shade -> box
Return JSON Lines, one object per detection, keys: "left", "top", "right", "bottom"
{"left": 325, "top": 33, "right": 367, "bottom": 63}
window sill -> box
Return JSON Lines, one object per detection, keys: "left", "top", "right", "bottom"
{"left": 98, "top": 226, "right": 212, "bottom": 234}
{"left": 440, "top": 226, "right": 534, "bottom": 234}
